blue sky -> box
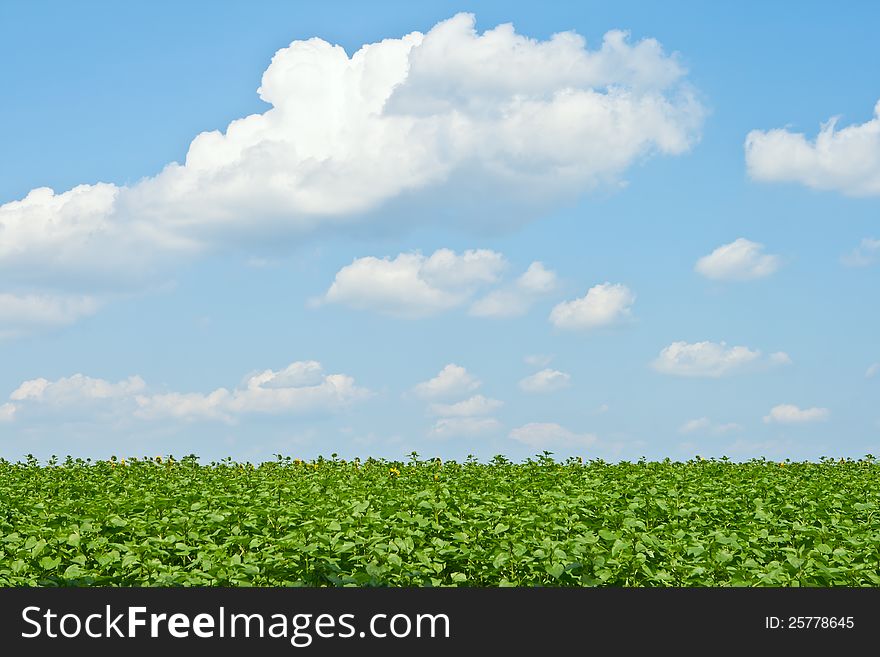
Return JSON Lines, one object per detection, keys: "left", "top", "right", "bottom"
{"left": 1, "top": 1, "right": 878, "bottom": 462}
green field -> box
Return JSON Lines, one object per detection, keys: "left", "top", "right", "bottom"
{"left": 2, "top": 453, "right": 879, "bottom": 586}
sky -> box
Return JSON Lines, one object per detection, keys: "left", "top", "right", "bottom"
{"left": 0, "top": 0, "right": 878, "bottom": 463}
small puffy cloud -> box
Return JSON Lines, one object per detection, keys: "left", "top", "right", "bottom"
{"left": 549, "top": 282, "right": 635, "bottom": 330}
{"left": 679, "top": 417, "right": 742, "bottom": 435}
{"left": 0, "top": 403, "right": 15, "bottom": 422}
{"left": 429, "top": 417, "right": 502, "bottom": 438}
{"left": 0, "top": 293, "right": 100, "bottom": 339}
{"left": 518, "top": 368, "right": 571, "bottom": 393}
{"left": 321, "top": 249, "right": 505, "bottom": 318}
{"left": 865, "top": 363, "right": 880, "bottom": 379}
{"left": 413, "top": 364, "right": 481, "bottom": 400}
{"left": 842, "top": 238, "right": 880, "bottom": 267}
{"left": 763, "top": 404, "right": 830, "bottom": 424}
{"left": 516, "top": 262, "right": 558, "bottom": 295}
{"left": 429, "top": 394, "right": 502, "bottom": 417}
{"left": 509, "top": 422, "right": 597, "bottom": 449}
{"left": 469, "top": 262, "right": 557, "bottom": 318}
{"left": 745, "top": 100, "right": 880, "bottom": 196}
{"left": 694, "top": 238, "right": 781, "bottom": 281}
{"left": 652, "top": 340, "right": 789, "bottom": 377}
{"left": 769, "top": 351, "right": 793, "bottom": 366}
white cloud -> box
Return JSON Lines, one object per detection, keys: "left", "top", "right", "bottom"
{"left": 518, "top": 368, "right": 571, "bottom": 393}
{"left": 0, "top": 14, "right": 702, "bottom": 332}
{"left": 0, "top": 293, "right": 101, "bottom": 339}
{"left": 745, "top": 99, "right": 880, "bottom": 196}
{"left": 0, "top": 403, "right": 15, "bottom": 422}
{"left": 7, "top": 361, "right": 369, "bottom": 423}
{"left": 137, "top": 365, "right": 369, "bottom": 421}
{"left": 509, "top": 422, "right": 597, "bottom": 449}
{"left": 135, "top": 389, "right": 234, "bottom": 423}
{"left": 428, "top": 394, "right": 503, "bottom": 417}
{"left": 842, "top": 238, "right": 880, "bottom": 267}
{"left": 243, "top": 360, "right": 325, "bottom": 388}
{"left": 524, "top": 354, "right": 553, "bottom": 368}
{"left": 470, "top": 261, "right": 557, "bottom": 318}
{"left": 679, "top": 417, "right": 742, "bottom": 435}
{"left": 652, "top": 340, "right": 790, "bottom": 377}
{"left": 695, "top": 238, "right": 781, "bottom": 281}
{"left": 321, "top": 249, "right": 505, "bottom": 318}
{"left": 10, "top": 374, "right": 147, "bottom": 404}
{"left": 549, "top": 282, "right": 635, "bottom": 330}
{"left": 769, "top": 351, "right": 793, "bottom": 366}
{"left": 865, "top": 363, "right": 880, "bottom": 379}
{"left": 413, "top": 364, "right": 481, "bottom": 400}
{"left": 763, "top": 404, "right": 830, "bottom": 424}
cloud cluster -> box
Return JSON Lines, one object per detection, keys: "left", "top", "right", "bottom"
{"left": 0, "top": 13, "right": 703, "bottom": 336}
{"left": 549, "top": 282, "right": 635, "bottom": 330}
{"left": 4, "top": 361, "right": 370, "bottom": 423}
{"left": 413, "top": 364, "right": 503, "bottom": 437}
{"left": 745, "top": 99, "right": 880, "bottom": 196}
{"left": 321, "top": 249, "right": 560, "bottom": 319}
{"left": 763, "top": 404, "right": 829, "bottom": 424}
{"left": 652, "top": 341, "right": 791, "bottom": 378}
{"left": 695, "top": 238, "right": 781, "bottom": 281}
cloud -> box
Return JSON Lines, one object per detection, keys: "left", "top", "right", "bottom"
{"left": 429, "top": 417, "right": 502, "bottom": 438}
{"left": 769, "top": 351, "right": 793, "bottom": 366}
{"left": 549, "top": 282, "right": 635, "bottom": 330}
{"left": 518, "top": 368, "right": 571, "bottom": 393}
{"left": 0, "top": 293, "right": 101, "bottom": 339}
{"left": 243, "top": 360, "right": 326, "bottom": 388}
{"left": 842, "top": 238, "right": 880, "bottom": 267}
{"left": 763, "top": 404, "right": 830, "bottom": 424}
{"left": 694, "top": 238, "right": 781, "bottom": 281}
{"left": 137, "top": 365, "right": 370, "bottom": 421}
{"left": 0, "top": 403, "right": 15, "bottom": 422}
{"left": 6, "top": 361, "right": 369, "bottom": 423}
{"left": 469, "top": 261, "right": 558, "bottom": 318}
{"left": 745, "top": 99, "right": 880, "bottom": 196}
{"left": 508, "top": 422, "right": 597, "bottom": 449}
{"left": 10, "top": 374, "right": 147, "bottom": 404}
{"left": 678, "top": 417, "right": 742, "bottom": 435}
{"left": 428, "top": 394, "right": 503, "bottom": 417}
{"left": 866, "top": 363, "right": 880, "bottom": 379}
{"left": 524, "top": 354, "right": 553, "bottom": 368}
{"left": 0, "top": 14, "right": 703, "bottom": 332}
{"left": 321, "top": 249, "right": 505, "bottom": 318}
{"left": 652, "top": 341, "right": 790, "bottom": 377}
{"left": 413, "top": 364, "right": 481, "bottom": 400}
